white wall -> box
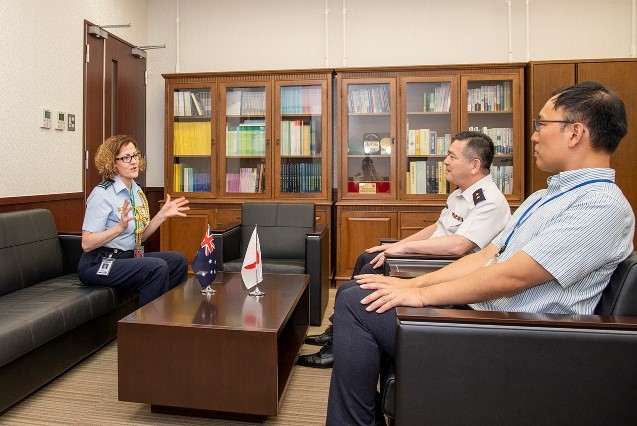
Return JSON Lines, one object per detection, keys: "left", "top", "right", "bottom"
{"left": 0, "top": 0, "right": 148, "bottom": 198}
{"left": 2, "top": 0, "right": 635, "bottom": 196}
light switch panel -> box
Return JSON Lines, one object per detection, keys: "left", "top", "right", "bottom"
{"left": 67, "top": 114, "right": 76, "bottom": 131}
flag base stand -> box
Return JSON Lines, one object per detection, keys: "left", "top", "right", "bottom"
{"left": 200, "top": 285, "right": 216, "bottom": 295}
{"left": 249, "top": 286, "right": 265, "bottom": 297}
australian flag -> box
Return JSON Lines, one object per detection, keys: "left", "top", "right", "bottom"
{"left": 192, "top": 225, "right": 218, "bottom": 289}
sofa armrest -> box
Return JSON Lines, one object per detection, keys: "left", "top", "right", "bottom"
{"left": 391, "top": 307, "right": 637, "bottom": 424}
{"left": 59, "top": 233, "right": 83, "bottom": 274}
{"left": 306, "top": 223, "right": 330, "bottom": 325}
{"left": 210, "top": 222, "right": 241, "bottom": 266}
{"left": 379, "top": 238, "right": 398, "bottom": 245}
{"left": 383, "top": 254, "right": 459, "bottom": 277}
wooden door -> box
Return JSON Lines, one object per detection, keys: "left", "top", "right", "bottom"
{"left": 84, "top": 20, "right": 147, "bottom": 197}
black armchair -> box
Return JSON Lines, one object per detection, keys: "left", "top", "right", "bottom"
{"left": 381, "top": 252, "right": 637, "bottom": 425}
{"left": 211, "top": 203, "right": 329, "bottom": 326}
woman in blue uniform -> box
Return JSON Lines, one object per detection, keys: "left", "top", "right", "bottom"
{"left": 78, "top": 135, "right": 189, "bottom": 306}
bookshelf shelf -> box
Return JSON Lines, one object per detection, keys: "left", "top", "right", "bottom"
{"left": 467, "top": 110, "right": 513, "bottom": 114}
{"left": 407, "top": 111, "right": 452, "bottom": 115}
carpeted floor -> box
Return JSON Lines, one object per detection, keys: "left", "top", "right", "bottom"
{"left": 1, "top": 290, "right": 336, "bottom": 425}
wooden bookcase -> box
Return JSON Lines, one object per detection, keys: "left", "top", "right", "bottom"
{"left": 525, "top": 58, "right": 637, "bottom": 247}
{"left": 334, "top": 64, "right": 525, "bottom": 284}
{"left": 161, "top": 70, "right": 333, "bottom": 267}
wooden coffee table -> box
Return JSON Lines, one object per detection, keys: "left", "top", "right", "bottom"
{"left": 117, "top": 272, "right": 309, "bottom": 420}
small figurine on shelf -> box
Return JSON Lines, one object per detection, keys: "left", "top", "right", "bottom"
{"left": 361, "top": 157, "right": 380, "bottom": 181}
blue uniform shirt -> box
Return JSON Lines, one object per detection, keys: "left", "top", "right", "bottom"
{"left": 82, "top": 176, "right": 147, "bottom": 251}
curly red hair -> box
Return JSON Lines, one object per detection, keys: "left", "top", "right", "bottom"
{"left": 94, "top": 135, "right": 146, "bottom": 179}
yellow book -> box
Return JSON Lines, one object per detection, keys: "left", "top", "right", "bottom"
{"left": 174, "top": 164, "right": 181, "bottom": 192}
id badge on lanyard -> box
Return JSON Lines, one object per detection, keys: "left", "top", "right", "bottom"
{"left": 97, "top": 254, "right": 114, "bottom": 276}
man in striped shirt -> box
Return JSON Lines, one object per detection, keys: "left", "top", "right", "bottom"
{"left": 326, "top": 81, "right": 635, "bottom": 426}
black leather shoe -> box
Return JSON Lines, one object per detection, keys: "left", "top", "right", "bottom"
{"left": 297, "top": 339, "right": 333, "bottom": 368}
{"left": 304, "top": 324, "right": 333, "bottom": 346}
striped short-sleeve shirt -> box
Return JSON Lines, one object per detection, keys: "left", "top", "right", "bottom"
{"left": 471, "top": 168, "right": 634, "bottom": 314}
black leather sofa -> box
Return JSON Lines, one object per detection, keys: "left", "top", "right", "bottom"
{"left": 0, "top": 209, "right": 138, "bottom": 412}
{"left": 381, "top": 251, "right": 637, "bottom": 425}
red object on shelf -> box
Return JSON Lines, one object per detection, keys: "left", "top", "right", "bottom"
{"left": 347, "top": 181, "right": 391, "bottom": 193}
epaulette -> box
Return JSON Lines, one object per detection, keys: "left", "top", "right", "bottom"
{"left": 98, "top": 179, "right": 115, "bottom": 189}
{"left": 472, "top": 188, "right": 486, "bottom": 205}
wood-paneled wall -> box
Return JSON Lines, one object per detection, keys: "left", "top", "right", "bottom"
{"left": 0, "top": 187, "right": 164, "bottom": 253}
{"left": 0, "top": 193, "right": 84, "bottom": 233}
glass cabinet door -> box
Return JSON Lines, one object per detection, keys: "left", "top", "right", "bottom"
{"left": 170, "top": 85, "right": 214, "bottom": 196}
{"left": 401, "top": 78, "right": 458, "bottom": 198}
{"left": 341, "top": 79, "right": 396, "bottom": 199}
{"left": 221, "top": 83, "right": 270, "bottom": 197}
{"left": 275, "top": 82, "right": 327, "bottom": 198}
{"left": 461, "top": 75, "right": 521, "bottom": 198}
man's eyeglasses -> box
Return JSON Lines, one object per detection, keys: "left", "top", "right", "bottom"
{"left": 533, "top": 120, "right": 574, "bottom": 132}
{"left": 115, "top": 151, "right": 142, "bottom": 163}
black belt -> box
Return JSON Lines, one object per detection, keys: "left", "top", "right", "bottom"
{"left": 91, "top": 247, "right": 133, "bottom": 259}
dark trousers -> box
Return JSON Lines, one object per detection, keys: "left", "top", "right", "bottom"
{"left": 326, "top": 280, "right": 396, "bottom": 426}
{"left": 78, "top": 248, "right": 187, "bottom": 306}
{"left": 326, "top": 280, "right": 472, "bottom": 425}
{"left": 353, "top": 251, "right": 385, "bottom": 277}
{"left": 325, "top": 252, "right": 384, "bottom": 325}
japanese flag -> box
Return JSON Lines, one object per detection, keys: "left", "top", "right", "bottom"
{"left": 241, "top": 226, "right": 263, "bottom": 290}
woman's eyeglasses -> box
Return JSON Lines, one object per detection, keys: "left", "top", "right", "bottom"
{"left": 115, "top": 152, "right": 142, "bottom": 163}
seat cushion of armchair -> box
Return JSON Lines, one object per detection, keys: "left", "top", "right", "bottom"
{"left": 222, "top": 258, "right": 306, "bottom": 275}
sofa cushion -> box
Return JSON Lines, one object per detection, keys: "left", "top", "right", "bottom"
{"left": 0, "top": 209, "right": 65, "bottom": 297}
{"left": 0, "top": 275, "right": 132, "bottom": 367}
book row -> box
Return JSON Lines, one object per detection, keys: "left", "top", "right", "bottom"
{"left": 490, "top": 164, "right": 514, "bottom": 194}
{"left": 421, "top": 84, "right": 451, "bottom": 112}
{"left": 173, "top": 122, "right": 211, "bottom": 156}
{"left": 348, "top": 85, "right": 391, "bottom": 114}
{"left": 280, "top": 119, "right": 320, "bottom": 156}
{"left": 406, "top": 129, "right": 452, "bottom": 156}
{"left": 226, "top": 90, "right": 266, "bottom": 116}
{"left": 173, "top": 165, "right": 210, "bottom": 192}
{"left": 226, "top": 164, "right": 266, "bottom": 193}
{"left": 280, "top": 86, "right": 322, "bottom": 115}
{"left": 174, "top": 91, "right": 211, "bottom": 117}
{"left": 226, "top": 122, "right": 266, "bottom": 156}
{"left": 406, "top": 161, "right": 514, "bottom": 195}
{"left": 467, "top": 126, "right": 514, "bottom": 155}
{"left": 406, "top": 160, "right": 450, "bottom": 195}
{"left": 467, "top": 82, "right": 512, "bottom": 112}
{"left": 280, "top": 162, "right": 322, "bottom": 193}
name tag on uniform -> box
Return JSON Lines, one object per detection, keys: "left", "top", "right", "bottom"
{"left": 97, "top": 257, "right": 114, "bottom": 276}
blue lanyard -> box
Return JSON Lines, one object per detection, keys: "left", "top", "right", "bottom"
{"left": 498, "top": 178, "right": 614, "bottom": 256}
